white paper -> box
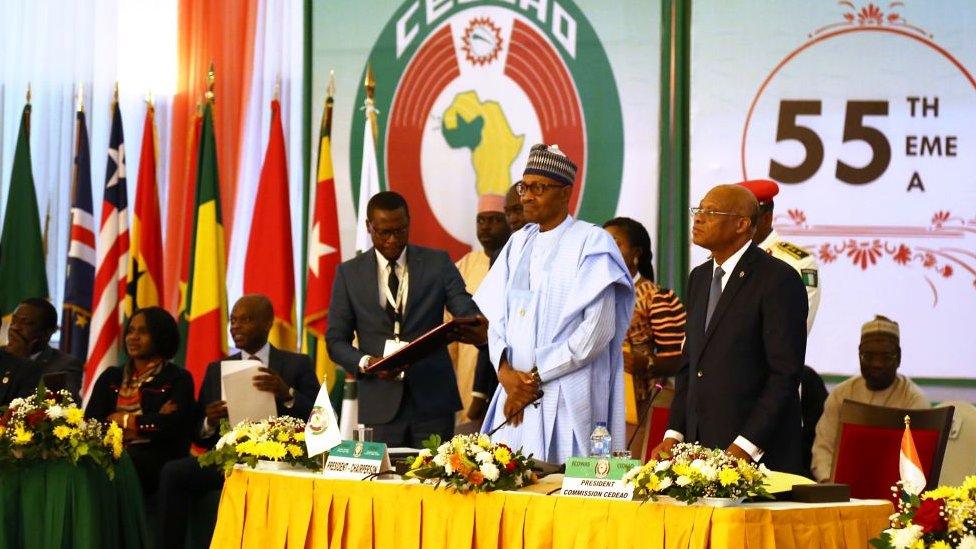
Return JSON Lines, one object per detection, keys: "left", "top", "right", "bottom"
{"left": 221, "top": 360, "right": 276, "bottom": 425}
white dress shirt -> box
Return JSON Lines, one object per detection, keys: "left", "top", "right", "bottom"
{"left": 664, "top": 240, "right": 765, "bottom": 461}
{"left": 375, "top": 249, "right": 408, "bottom": 314}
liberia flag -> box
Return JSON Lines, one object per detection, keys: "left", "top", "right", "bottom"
{"left": 84, "top": 99, "right": 129, "bottom": 403}
{"left": 60, "top": 108, "right": 96, "bottom": 363}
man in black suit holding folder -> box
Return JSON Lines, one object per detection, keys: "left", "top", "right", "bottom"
{"left": 327, "top": 191, "right": 484, "bottom": 447}
{"left": 652, "top": 184, "right": 808, "bottom": 474}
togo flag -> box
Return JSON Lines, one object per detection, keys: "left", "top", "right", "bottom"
{"left": 305, "top": 379, "right": 342, "bottom": 458}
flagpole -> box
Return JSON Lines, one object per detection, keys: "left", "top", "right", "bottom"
{"left": 364, "top": 64, "right": 378, "bottom": 145}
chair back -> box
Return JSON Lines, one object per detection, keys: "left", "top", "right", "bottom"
{"left": 936, "top": 400, "right": 976, "bottom": 486}
{"left": 831, "top": 400, "right": 954, "bottom": 499}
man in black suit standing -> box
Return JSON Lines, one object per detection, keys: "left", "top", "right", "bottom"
{"left": 652, "top": 184, "right": 808, "bottom": 474}
{"left": 157, "top": 294, "right": 319, "bottom": 548}
{"left": 327, "top": 191, "right": 483, "bottom": 447}
{"left": 3, "top": 298, "right": 83, "bottom": 400}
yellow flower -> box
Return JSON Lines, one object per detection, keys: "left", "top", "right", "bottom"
{"left": 236, "top": 440, "right": 257, "bottom": 456}
{"left": 0, "top": 426, "right": 6, "bottom": 437}
{"left": 411, "top": 455, "right": 426, "bottom": 470}
{"left": 929, "top": 541, "right": 952, "bottom": 549}
{"left": 477, "top": 434, "right": 491, "bottom": 449}
{"left": 255, "top": 441, "right": 287, "bottom": 460}
{"left": 103, "top": 422, "right": 124, "bottom": 458}
{"left": 672, "top": 463, "right": 692, "bottom": 477}
{"left": 493, "top": 447, "right": 512, "bottom": 465}
{"left": 13, "top": 426, "right": 33, "bottom": 445}
{"left": 719, "top": 468, "right": 741, "bottom": 487}
{"left": 276, "top": 431, "right": 290, "bottom": 442}
{"left": 287, "top": 445, "right": 303, "bottom": 458}
{"left": 53, "top": 425, "right": 74, "bottom": 440}
{"left": 925, "top": 486, "right": 959, "bottom": 500}
{"left": 65, "top": 408, "right": 85, "bottom": 427}
{"left": 961, "top": 475, "right": 976, "bottom": 495}
{"left": 293, "top": 432, "right": 305, "bottom": 442}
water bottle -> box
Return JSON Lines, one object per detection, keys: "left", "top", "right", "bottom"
{"left": 589, "top": 422, "right": 611, "bottom": 457}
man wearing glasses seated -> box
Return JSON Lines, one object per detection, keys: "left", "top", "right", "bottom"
{"left": 810, "top": 315, "right": 929, "bottom": 482}
{"left": 474, "top": 143, "right": 635, "bottom": 464}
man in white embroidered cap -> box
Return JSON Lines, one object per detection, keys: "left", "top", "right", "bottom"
{"left": 473, "top": 143, "right": 635, "bottom": 464}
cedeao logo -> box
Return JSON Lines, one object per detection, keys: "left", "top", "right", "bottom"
{"left": 351, "top": 0, "right": 624, "bottom": 259}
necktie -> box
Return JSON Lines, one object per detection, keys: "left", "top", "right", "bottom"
{"left": 704, "top": 265, "right": 724, "bottom": 329}
{"left": 386, "top": 263, "right": 400, "bottom": 322}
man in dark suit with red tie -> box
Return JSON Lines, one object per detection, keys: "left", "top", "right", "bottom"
{"left": 652, "top": 184, "right": 808, "bottom": 474}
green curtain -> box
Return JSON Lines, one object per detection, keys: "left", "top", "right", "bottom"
{"left": 656, "top": 0, "right": 691, "bottom": 298}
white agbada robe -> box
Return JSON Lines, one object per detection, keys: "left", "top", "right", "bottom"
{"left": 474, "top": 216, "right": 635, "bottom": 463}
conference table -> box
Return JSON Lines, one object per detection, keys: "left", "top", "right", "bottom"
{"left": 210, "top": 467, "right": 892, "bottom": 548}
{"left": 0, "top": 454, "right": 149, "bottom": 549}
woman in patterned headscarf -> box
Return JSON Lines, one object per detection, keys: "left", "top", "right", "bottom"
{"left": 85, "top": 306, "right": 194, "bottom": 496}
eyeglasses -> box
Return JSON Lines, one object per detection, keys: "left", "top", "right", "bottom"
{"left": 369, "top": 224, "right": 408, "bottom": 240}
{"left": 860, "top": 351, "right": 899, "bottom": 363}
{"left": 516, "top": 182, "right": 564, "bottom": 197}
{"left": 689, "top": 207, "right": 746, "bottom": 219}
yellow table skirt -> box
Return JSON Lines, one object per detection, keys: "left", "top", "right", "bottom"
{"left": 210, "top": 469, "right": 891, "bottom": 549}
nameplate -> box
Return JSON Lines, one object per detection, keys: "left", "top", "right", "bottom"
{"left": 322, "top": 440, "right": 391, "bottom": 480}
{"left": 560, "top": 457, "right": 641, "bottom": 500}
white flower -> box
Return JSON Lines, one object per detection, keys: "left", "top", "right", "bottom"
{"left": 475, "top": 451, "right": 493, "bottom": 464}
{"left": 215, "top": 432, "right": 235, "bottom": 450}
{"left": 676, "top": 475, "right": 692, "bottom": 487}
{"left": 655, "top": 460, "right": 671, "bottom": 472}
{"left": 481, "top": 462, "right": 500, "bottom": 482}
{"left": 45, "top": 405, "right": 65, "bottom": 419}
{"left": 887, "top": 525, "right": 923, "bottom": 549}
{"left": 699, "top": 464, "right": 717, "bottom": 481}
{"left": 621, "top": 466, "right": 641, "bottom": 483}
{"left": 437, "top": 442, "right": 451, "bottom": 455}
{"left": 690, "top": 459, "right": 706, "bottom": 471}
{"left": 433, "top": 453, "right": 447, "bottom": 467}
{"left": 959, "top": 535, "right": 976, "bottom": 549}
{"left": 8, "top": 398, "right": 25, "bottom": 409}
{"left": 417, "top": 449, "right": 432, "bottom": 459}
{"left": 758, "top": 463, "right": 772, "bottom": 476}
{"left": 657, "top": 477, "right": 673, "bottom": 491}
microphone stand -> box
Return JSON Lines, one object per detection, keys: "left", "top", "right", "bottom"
{"left": 626, "top": 379, "right": 666, "bottom": 450}
{"left": 487, "top": 390, "right": 544, "bottom": 437}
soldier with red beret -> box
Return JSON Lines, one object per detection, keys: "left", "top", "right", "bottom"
{"left": 738, "top": 179, "right": 821, "bottom": 334}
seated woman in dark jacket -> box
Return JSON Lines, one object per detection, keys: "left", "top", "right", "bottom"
{"left": 85, "top": 306, "right": 194, "bottom": 496}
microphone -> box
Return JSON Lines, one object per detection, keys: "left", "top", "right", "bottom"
{"left": 487, "top": 390, "right": 544, "bottom": 437}
{"left": 626, "top": 379, "right": 666, "bottom": 450}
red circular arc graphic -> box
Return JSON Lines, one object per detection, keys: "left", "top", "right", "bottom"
{"left": 740, "top": 26, "right": 976, "bottom": 181}
{"left": 387, "top": 19, "right": 586, "bottom": 260}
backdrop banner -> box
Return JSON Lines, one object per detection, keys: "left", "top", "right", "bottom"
{"left": 690, "top": 1, "right": 976, "bottom": 380}
{"left": 312, "top": 0, "right": 660, "bottom": 262}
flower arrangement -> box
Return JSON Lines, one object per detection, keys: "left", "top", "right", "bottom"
{"left": 0, "top": 385, "right": 124, "bottom": 478}
{"left": 623, "top": 442, "right": 771, "bottom": 504}
{"left": 405, "top": 434, "right": 536, "bottom": 493}
{"left": 870, "top": 476, "right": 976, "bottom": 548}
{"left": 197, "top": 416, "right": 321, "bottom": 475}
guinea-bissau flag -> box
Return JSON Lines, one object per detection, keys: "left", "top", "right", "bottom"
{"left": 244, "top": 99, "right": 296, "bottom": 351}
{"left": 302, "top": 90, "right": 343, "bottom": 412}
{"left": 178, "top": 101, "right": 227, "bottom": 389}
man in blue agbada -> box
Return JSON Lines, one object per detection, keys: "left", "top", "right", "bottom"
{"left": 474, "top": 143, "right": 635, "bottom": 464}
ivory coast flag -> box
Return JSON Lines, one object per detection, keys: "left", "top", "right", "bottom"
{"left": 302, "top": 90, "right": 342, "bottom": 409}
{"left": 126, "top": 102, "right": 164, "bottom": 315}
{"left": 244, "top": 99, "right": 296, "bottom": 350}
{"left": 179, "top": 102, "right": 227, "bottom": 389}
{"left": 899, "top": 415, "right": 926, "bottom": 495}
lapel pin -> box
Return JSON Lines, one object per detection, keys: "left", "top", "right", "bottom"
{"left": 1, "top": 376, "right": 8, "bottom": 384}
{"left": 739, "top": 271, "right": 745, "bottom": 278}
